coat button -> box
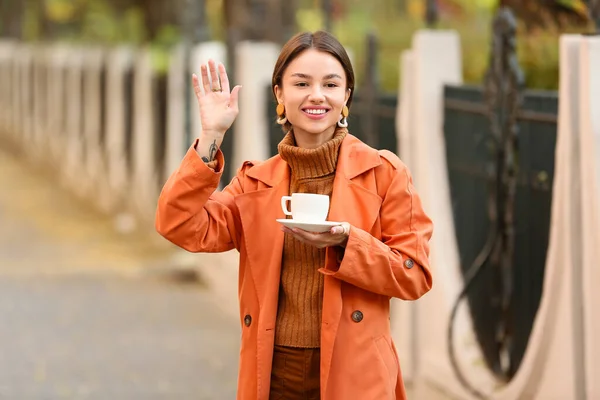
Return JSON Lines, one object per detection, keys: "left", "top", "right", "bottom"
{"left": 404, "top": 259, "right": 415, "bottom": 269}
{"left": 351, "top": 310, "right": 363, "bottom": 323}
{"left": 244, "top": 314, "right": 252, "bottom": 327}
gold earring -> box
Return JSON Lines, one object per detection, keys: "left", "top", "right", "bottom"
{"left": 338, "top": 105, "right": 349, "bottom": 128}
{"left": 276, "top": 103, "right": 285, "bottom": 116}
{"left": 276, "top": 103, "right": 287, "bottom": 125}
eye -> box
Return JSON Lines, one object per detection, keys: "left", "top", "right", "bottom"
{"left": 295, "top": 82, "right": 308, "bottom": 87}
{"left": 325, "top": 83, "right": 338, "bottom": 88}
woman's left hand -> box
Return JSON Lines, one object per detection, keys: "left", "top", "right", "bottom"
{"left": 281, "top": 222, "right": 351, "bottom": 249}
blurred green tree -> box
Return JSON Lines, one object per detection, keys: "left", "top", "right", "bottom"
{"left": 223, "top": 0, "right": 297, "bottom": 82}
{"left": 0, "top": 0, "right": 187, "bottom": 44}
{"left": 0, "top": 0, "right": 23, "bottom": 38}
{"left": 501, "top": 0, "right": 591, "bottom": 30}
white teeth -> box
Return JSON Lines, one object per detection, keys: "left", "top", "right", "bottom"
{"left": 305, "top": 109, "right": 327, "bottom": 115}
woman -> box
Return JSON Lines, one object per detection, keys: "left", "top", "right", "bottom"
{"left": 155, "top": 31, "right": 433, "bottom": 400}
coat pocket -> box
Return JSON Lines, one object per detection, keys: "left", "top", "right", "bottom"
{"left": 373, "top": 335, "right": 399, "bottom": 392}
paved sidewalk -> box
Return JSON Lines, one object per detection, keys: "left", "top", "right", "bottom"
{"left": 0, "top": 147, "right": 240, "bottom": 399}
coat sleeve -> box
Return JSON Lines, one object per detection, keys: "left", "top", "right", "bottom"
{"left": 155, "top": 143, "right": 246, "bottom": 253}
{"left": 319, "top": 156, "right": 433, "bottom": 300}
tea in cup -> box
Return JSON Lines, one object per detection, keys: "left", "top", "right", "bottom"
{"left": 281, "top": 193, "right": 329, "bottom": 222}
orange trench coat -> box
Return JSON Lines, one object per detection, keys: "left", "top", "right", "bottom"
{"left": 155, "top": 134, "right": 433, "bottom": 400}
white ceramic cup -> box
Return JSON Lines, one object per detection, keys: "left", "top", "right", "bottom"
{"left": 281, "top": 193, "right": 329, "bottom": 222}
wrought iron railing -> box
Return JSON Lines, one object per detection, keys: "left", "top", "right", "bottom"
{"left": 425, "top": 0, "right": 439, "bottom": 27}
{"left": 447, "top": 6, "right": 525, "bottom": 399}
{"left": 588, "top": 0, "right": 600, "bottom": 32}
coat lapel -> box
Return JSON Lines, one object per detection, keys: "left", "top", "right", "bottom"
{"left": 234, "top": 157, "right": 289, "bottom": 328}
{"left": 321, "top": 134, "right": 384, "bottom": 396}
{"left": 235, "top": 157, "right": 290, "bottom": 400}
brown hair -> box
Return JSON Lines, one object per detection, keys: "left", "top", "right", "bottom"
{"left": 271, "top": 31, "right": 355, "bottom": 130}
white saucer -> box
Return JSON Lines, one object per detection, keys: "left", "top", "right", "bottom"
{"left": 276, "top": 219, "right": 342, "bottom": 233}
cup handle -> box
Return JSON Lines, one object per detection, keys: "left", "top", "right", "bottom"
{"left": 281, "top": 196, "right": 293, "bottom": 216}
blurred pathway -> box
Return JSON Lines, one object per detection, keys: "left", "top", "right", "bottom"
{"left": 0, "top": 145, "right": 453, "bottom": 400}
{"left": 0, "top": 147, "right": 240, "bottom": 399}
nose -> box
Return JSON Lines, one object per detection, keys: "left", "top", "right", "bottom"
{"left": 308, "top": 85, "right": 325, "bottom": 103}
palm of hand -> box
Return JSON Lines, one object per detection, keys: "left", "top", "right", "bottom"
{"left": 197, "top": 92, "right": 237, "bottom": 134}
{"left": 192, "top": 60, "right": 241, "bottom": 136}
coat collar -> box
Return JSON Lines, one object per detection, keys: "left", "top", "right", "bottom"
{"left": 245, "top": 134, "right": 382, "bottom": 186}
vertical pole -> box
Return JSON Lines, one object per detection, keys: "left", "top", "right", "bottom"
{"left": 425, "top": 0, "right": 438, "bottom": 28}
{"left": 589, "top": 0, "right": 600, "bottom": 33}
{"left": 181, "top": 0, "right": 207, "bottom": 148}
{"left": 361, "top": 32, "right": 378, "bottom": 147}
{"left": 1, "top": 0, "right": 24, "bottom": 39}
{"left": 323, "top": 0, "right": 333, "bottom": 32}
{"left": 282, "top": 0, "right": 298, "bottom": 40}
{"left": 266, "top": 0, "right": 283, "bottom": 43}
{"left": 482, "top": 5, "right": 524, "bottom": 379}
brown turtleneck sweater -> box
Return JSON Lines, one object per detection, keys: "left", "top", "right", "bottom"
{"left": 274, "top": 128, "right": 347, "bottom": 348}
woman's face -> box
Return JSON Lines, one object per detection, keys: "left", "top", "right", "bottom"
{"left": 275, "top": 49, "right": 351, "bottom": 140}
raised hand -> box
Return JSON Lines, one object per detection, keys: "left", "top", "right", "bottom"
{"left": 192, "top": 59, "right": 241, "bottom": 139}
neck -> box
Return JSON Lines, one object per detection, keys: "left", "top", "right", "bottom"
{"left": 291, "top": 125, "right": 337, "bottom": 149}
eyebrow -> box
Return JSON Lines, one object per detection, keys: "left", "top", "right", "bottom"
{"left": 290, "top": 73, "right": 343, "bottom": 80}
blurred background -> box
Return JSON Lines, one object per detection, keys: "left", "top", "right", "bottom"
{"left": 0, "top": 0, "right": 596, "bottom": 88}
{"left": 0, "top": 0, "right": 599, "bottom": 399}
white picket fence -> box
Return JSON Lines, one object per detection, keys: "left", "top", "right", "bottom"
{"left": 0, "top": 39, "right": 279, "bottom": 227}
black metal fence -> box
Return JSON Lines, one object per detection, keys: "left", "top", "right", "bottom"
{"left": 444, "top": 84, "right": 557, "bottom": 378}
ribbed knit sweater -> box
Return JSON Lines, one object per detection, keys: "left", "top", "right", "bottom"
{"left": 274, "top": 128, "right": 347, "bottom": 348}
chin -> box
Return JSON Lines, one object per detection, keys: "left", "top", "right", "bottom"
{"left": 297, "top": 121, "right": 336, "bottom": 135}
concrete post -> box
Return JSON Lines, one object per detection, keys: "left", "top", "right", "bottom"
{"left": 104, "top": 46, "right": 134, "bottom": 213}
{"left": 578, "top": 35, "right": 600, "bottom": 399}
{"left": 62, "top": 48, "right": 86, "bottom": 196}
{"left": 11, "top": 44, "right": 22, "bottom": 142}
{"left": 406, "top": 31, "right": 498, "bottom": 399}
{"left": 397, "top": 50, "right": 415, "bottom": 170}
{"left": 232, "top": 41, "right": 279, "bottom": 169}
{"left": 165, "top": 44, "right": 187, "bottom": 183}
{"left": 391, "top": 49, "right": 418, "bottom": 383}
{"left": 46, "top": 45, "right": 70, "bottom": 169}
{"left": 131, "top": 48, "right": 158, "bottom": 222}
{"left": 0, "top": 41, "right": 15, "bottom": 137}
{"left": 31, "top": 45, "right": 48, "bottom": 158}
{"left": 81, "top": 48, "right": 106, "bottom": 202}
{"left": 18, "top": 46, "right": 34, "bottom": 149}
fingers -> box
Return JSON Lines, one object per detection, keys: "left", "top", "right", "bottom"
{"left": 196, "top": 61, "right": 240, "bottom": 112}
{"left": 330, "top": 226, "right": 344, "bottom": 235}
{"left": 209, "top": 59, "right": 220, "bottom": 90}
{"left": 330, "top": 223, "right": 350, "bottom": 235}
{"left": 218, "top": 63, "right": 230, "bottom": 94}
{"left": 200, "top": 64, "right": 211, "bottom": 94}
{"left": 192, "top": 74, "right": 203, "bottom": 100}
{"left": 230, "top": 85, "right": 242, "bottom": 111}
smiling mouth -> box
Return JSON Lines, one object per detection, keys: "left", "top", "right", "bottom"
{"left": 302, "top": 108, "right": 330, "bottom": 117}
